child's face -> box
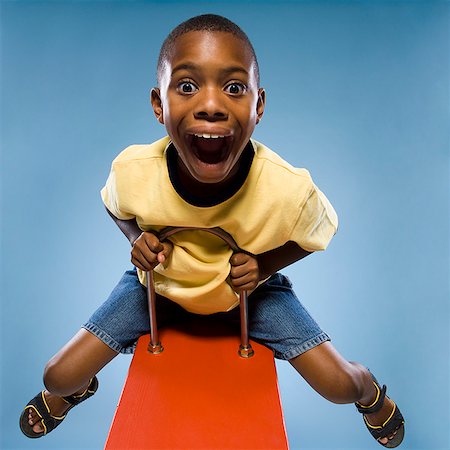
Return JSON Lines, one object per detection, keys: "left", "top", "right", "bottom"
{"left": 152, "top": 31, "right": 265, "bottom": 185}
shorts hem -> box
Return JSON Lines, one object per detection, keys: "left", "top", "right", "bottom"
{"left": 274, "top": 332, "right": 331, "bottom": 360}
{"left": 82, "top": 322, "right": 136, "bottom": 355}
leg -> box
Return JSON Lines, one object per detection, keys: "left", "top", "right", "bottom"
{"left": 25, "top": 267, "right": 187, "bottom": 436}
{"left": 289, "top": 341, "right": 373, "bottom": 404}
{"left": 241, "top": 272, "right": 374, "bottom": 401}
{"left": 290, "top": 341, "right": 400, "bottom": 445}
{"left": 44, "top": 328, "right": 118, "bottom": 396}
{"left": 25, "top": 268, "right": 145, "bottom": 435}
{"left": 27, "top": 329, "right": 118, "bottom": 434}
{"left": 234, "top": 273, "right": 403, "bottom": 447}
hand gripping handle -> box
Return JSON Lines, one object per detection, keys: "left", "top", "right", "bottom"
{"left": 146, "top": 226, "right": 254, "bottom": 358}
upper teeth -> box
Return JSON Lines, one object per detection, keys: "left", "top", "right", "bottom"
{"left": 194, "top": 134, "right": 224, "bottom": 139}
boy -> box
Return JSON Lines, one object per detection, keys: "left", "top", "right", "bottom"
{"left": 20, "top": 14, "right": 404, "bottom": 447}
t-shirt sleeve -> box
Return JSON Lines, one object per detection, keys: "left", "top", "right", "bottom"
{"left": 100, "top": 162, "right": 136, "bottom": 220}
{"left": 290, "top": 183, "right": 338, "bottom": 252}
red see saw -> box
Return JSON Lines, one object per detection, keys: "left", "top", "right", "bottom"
{"left": 104, "top": 227, "right": 289, "bottom": 449}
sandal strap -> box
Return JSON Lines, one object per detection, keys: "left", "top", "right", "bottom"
{"left": 363, "top": 403, "right": 405, "bottom": 440}
{"left": 62, "top": 376, "right": 98, "bottom": 406}
{"left": 355, "top": 380, "right": 387, "bottom": 414}
{"left": 24, "top": 391, "right": 65, "bottom": 435}
{"left": 20, "top": 378, "right": 99, "bottom": 439}
{"left": 354, "top": 371, "right": 405, "bottom": 447}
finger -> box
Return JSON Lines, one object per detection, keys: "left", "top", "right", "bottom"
{"left": 231, "top": 272, "right": 259, "bottom": 287}
{"left": 230, "top": 264, "right": 250, "bottom": 279}
{"left": 131, "top": 254, "right": 151, "bottom": 271}
{"left": 230, "top": 259, "right": 259, "bottom": 279}
{"left": 132, "top": 247, "right": 157, "bottom": 271}
{"left": 137, "top": 245, "right": 159, "bottom": 267}
{"left": 142, "top": 232, "right": 164, "bottom": 253}
{"left": 230, "top": 276, "right": 258, "bottom": 292}
{"left": 157, "top": 240, "right": 174, "bottom": 263}
{"left": 230, "top": 253, "right": 250, "bottom": 266}
{"left": 133, "top": 232, "right": 163, "bottom": 262}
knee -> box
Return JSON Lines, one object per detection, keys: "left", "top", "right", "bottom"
{"left": 321, "top": 363, "right": 365, "bottom": 404}
{"left": 43, "top": 359, "right": 76, "bottom": 396}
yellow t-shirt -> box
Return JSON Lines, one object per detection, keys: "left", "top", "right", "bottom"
{"left": 101, "top": 136, "right": 338, "bottom": 314}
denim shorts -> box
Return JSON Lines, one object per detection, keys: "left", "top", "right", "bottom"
{"left": 83, "top": 268, "right": 330, "bottom": 360}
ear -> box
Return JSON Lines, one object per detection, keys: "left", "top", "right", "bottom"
{"left": 150, "top": 88, "right": 164, "bottom": 124}
{"left": 256, "top": 88, "right": 266, "bottom": 124}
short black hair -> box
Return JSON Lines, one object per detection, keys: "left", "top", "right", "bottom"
{"left": 157, "top": 14, "right": 260, "bottom": 87}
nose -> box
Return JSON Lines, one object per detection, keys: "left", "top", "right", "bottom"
{"left": 193, "top": 88, "right": 228, "bottom": 121}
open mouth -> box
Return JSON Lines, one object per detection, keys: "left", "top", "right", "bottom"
{"left": 188, "top": 134, "right": 233, "bottom": 164}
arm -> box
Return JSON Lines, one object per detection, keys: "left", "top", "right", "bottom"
{"left": 257, "top": 241, "right": 312, "bottom": 279}
{"left": 230, "top": 241, "right": 312, "bottom": 292}
{"left": 105, "top": 207, "right": 142, "bottom": 245}
{"left": 106, "top": 205, "right": 309, "bottom": 286}
{"left": 105, "top": 207, "right": 173, "bottom": 271}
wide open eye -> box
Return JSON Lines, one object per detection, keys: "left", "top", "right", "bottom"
{"left": 177, "top": 81, "right": 198, "bottom": 94}
{"left": 224, "top": 82, "right": 246, "bottom": 95}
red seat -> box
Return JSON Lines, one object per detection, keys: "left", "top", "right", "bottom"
{"left": 105, "top": 318, "right": 289, "bottom": 449}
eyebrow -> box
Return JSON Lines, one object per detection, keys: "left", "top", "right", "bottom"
{"left": 171, "top": 63, "right": 249, "bottom": 77}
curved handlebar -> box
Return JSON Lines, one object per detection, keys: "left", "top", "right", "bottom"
{"left": 146, "top": 226, "right": 254, "bottom": 358}
{"left": 159, "top": 226, "right": 241, "bottom": 252}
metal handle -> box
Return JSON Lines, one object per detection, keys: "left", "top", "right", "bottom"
{"left": 146, "top": 226, "right": 254, "bottom": 358}
{"left": 146, "top": 271, "right": 163, "bottom": 354}
{"left": 238, "top": 290, "right": 254, "bottom": 358}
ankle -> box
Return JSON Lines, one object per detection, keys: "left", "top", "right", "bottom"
{"left": 357, "top": 381, "right": 379, "bottom": 408}
{"left": 71, "top": 380, "right": 92, "bottom": 397}
{"left": 48, "top": 380, "right": 91, "bottom": 399}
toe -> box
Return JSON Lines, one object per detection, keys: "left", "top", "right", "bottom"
{"left": 25, "top": 408, "right": 44, "bottom": 433}
{"left": 378, "top": 429, "right": 398, "bottom": 445}
{"left": 27, "top": 408, "right": 43, "bottom": 431}
{"left": 388, "top": 430, "right": 398, "bottom": 440}
{"left": 28, "top": 409, "right": 37, "bottom": 425}
{"left": 32, "top": 421, "right": 44, "bottom": 433}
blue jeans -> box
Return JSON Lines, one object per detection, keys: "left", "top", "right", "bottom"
{"left": 83, "top": 268, "right": 330, "bottom": 360}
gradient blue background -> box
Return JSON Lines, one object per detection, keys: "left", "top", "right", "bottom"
{"left": 1, "top": 1, "right": 449, "bottom": 449}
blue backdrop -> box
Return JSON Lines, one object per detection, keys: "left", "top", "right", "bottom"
{"left": 1, "top": 1, "right": 449, "bottom": 449}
